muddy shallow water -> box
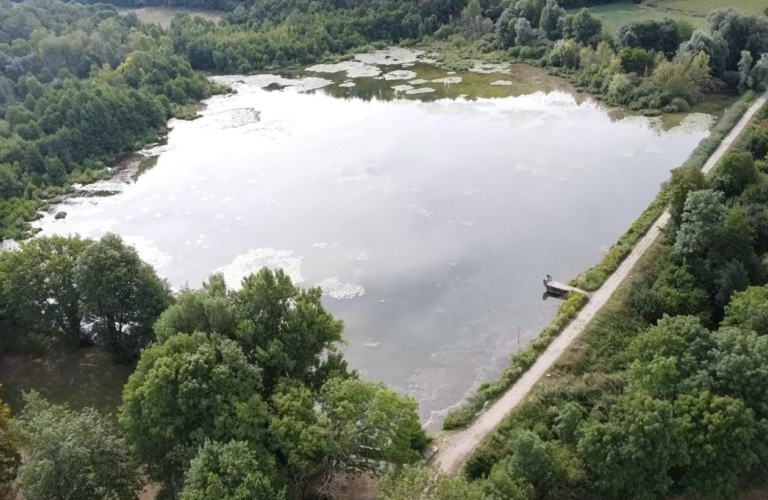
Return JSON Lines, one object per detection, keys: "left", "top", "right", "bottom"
{"left": 35, "top": 52, "right": 715, "bottom": 428}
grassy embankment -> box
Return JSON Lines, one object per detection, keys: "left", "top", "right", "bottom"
{"left": 442, "top": 91, "right": 757, "bottom": 430}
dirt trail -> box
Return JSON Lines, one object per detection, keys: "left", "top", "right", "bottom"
{"left": 433, "top": 91, "right": 768, "bottom": 476}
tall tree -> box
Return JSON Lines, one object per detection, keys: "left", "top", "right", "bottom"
{"left": 0, "top": 235, "right": 90, "bottom": 349}
{"left": 539, "top": 0, "right": 565, "bottom": 40}
{"left": 76, "top": 233, "right": 172, "bottom": 363}
{"left": 119, "top": 332, "right": 269, "bottom": 494}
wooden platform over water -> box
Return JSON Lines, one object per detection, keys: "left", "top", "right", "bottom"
{"left": 543, "top": 275, "right": 586, "bottom": 297}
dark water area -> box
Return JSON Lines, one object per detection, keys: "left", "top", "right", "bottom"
{"left": 35, "top": 52, "right": 715, "bottom": 427}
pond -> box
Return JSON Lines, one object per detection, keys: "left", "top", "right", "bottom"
{"left": 35, "top": 49, "right": 716, "bottom": 428}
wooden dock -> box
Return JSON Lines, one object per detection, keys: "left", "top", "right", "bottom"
{"left": 543, "top": 275, "right": 586, "bottom": 297}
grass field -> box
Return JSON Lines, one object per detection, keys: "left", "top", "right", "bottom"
{"left": 652, "top": 0, "right": 766, "bottom": 17}
{"left": 580, "top": 0, "right": 764, "bottom": 36}
{"left": 117, "top": 6, "right": 222, "bottom": 27}
{"left": 582, "top": 1, "right": 707, "bottom": 35}
{"left": 0, "top": 348, "right": 133, "bottom": 417}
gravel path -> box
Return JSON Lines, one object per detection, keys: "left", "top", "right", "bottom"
{"left": 433, "top": 91, "right": 768, "bottom": 476}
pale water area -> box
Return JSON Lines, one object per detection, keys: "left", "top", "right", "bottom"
{"left": 35, "top": 50, "right": 715, "bottom": 428}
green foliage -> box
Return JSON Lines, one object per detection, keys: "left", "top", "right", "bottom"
{"left": 270, "top": 377, "right": 426, "bottom": 488}
{"left": 182, "top": 440, "right": 286, "bottom": 500}
{"left": 76, "top": 233, "right": 172, "bottom": 363}
{"left": 124, "top": 269, "right": 425, "bottom": 497}
{"left": 0, "top": 386, "right": 20, "bottom": 488}
{"left": 155, "top": 268, "right": 345, "bottom": 393}
{"left": 615, "top": 19, "right": 682, "bottom": 58}
{"left": 707, "top": 8, "right": 768, "bottom": 71}
{"left": 539, "top": 0, "right": 565, "bottom": 40}
{"left": 443, "top": 292, "right": 588, "bottom": 429}
{"left": 0, "top": 0, "right": 219, "bottom": 239}
{"left": 0, "top": 235, "right": 90, "bottom": 351}
{"left": 14, "top": 392, "right": 141, "bottom": 500}
{"left": 618, "top": 46, "right": 654, "bottom": 75}
{"left": 500, "top": 430, "right": 584, "bottom": 497}
{"left": 669, "top": 165, "right": 708, "bottom": 227}
{"left": 681, "top": 29, "right": 729, "bottom": 76}
{"left": 379, "top": 465, "right": 490, "bottom": 500}
{"left": 746, "top": 125, "right": 768, "bottom": 160}
{"left": 577, "top": 392, "right": 682, "bottom": 500}
{"left": 563, "top": 9, "right": 602, "bottom": 46}
{"left": 723, "top": 285, "right": 768, "bottom": 335}
{"left": 713, "top": 152, "right": 758, "bottom": 197}
{"left": 673, "top": 189, "right": 726, "bottom": 262}
{"left": 119, "top": 332, "right": 268, "bottom": 492}
{"left": 514, "top": 17, "right": 536, "bottom": 47}
{"left": 673, "top": 391, "right": 757, "bottom": 497}
{"left": 463, "top": 87, "right": 768, "bottom": 500}
{"left": 495, "top": 8, "right": 519, "bottom": 49}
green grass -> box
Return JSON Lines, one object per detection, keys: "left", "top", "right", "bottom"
{"left": 116, "top": 6, "right": 222, "bottom": 28}
{"left": 651, "top": 0, "right": 766, "bottom": 17}
{"left": 0, "top": 348, "right": 133, "bottom": 417}
{"left": 576, "top": 1, "right": 707, "bottom": 36}
{"left": 582, "top": 0, "right": 765, "bottom": 37}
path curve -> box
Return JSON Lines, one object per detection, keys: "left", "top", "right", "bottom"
{"left": 433, "top": 91, "right": 768, "bottom": 476}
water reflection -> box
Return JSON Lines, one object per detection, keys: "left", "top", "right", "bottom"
{"left": 36, "top": 72, "right": 711, "bottom": 428}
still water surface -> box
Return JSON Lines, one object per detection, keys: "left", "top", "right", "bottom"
{"left": 36, "top": 63, "right": 713, "bottom": 427}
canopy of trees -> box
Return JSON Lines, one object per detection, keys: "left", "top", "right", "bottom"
{"left": 121, "top": 268, "right": 426, "bottom": 498}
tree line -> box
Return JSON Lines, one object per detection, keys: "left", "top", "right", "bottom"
{"left": 0, "top": 233, "right": 428, "bottom": 499}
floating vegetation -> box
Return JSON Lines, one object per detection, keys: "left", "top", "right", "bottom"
{"left": 122, "top": 235, "right": 172, "bottom": 270}
{"left": 469, "top": 62, "right": 511, "bottom": 74}
{"left": 355, "top": 47, "right": 424, "bottom": 66}
{"left": 212, "top": 74, "right": 332, "bottom": 93}
{"left": 306, "top": 61, "right": 381, "bottom": 79}
{"left": 406, "top": 87, "right": 435, "bottom": 95}
{"left": 316, "top": 277, "right": 365, "bottom": 299}
{"left": 392, "top": 85, "right": 414, "bottom": 92}
{"left": 409, "top": 79, "right": 428, "bottom": 85}
{"left": 432, "top": 76, "right": 462, "bottom": 84}
{"left": 383, "top": 70, "right": 418, "bottom": 80}
{"left": 667, "top": 112, "right": 717, "bottom": 134}
{"left": 339, "top": 81, "right": 355, "bottom": 87}
{"left": 216, "top": 248, "right": 304, "bottom": 289}
{"left": 207, "top": 107, "right": 261, "bottom": 129}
